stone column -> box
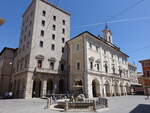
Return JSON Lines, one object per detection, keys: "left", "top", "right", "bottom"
{"left": 118, "top": 86, "right": 121, "bottom": 96}
{"left": 124, "top": 86, "right": 127, "bottom": 96}
{"left": 110, "top": 84, "right": 113, "bottom": 96}
{"left": 41, "top": 80, "right": 47, "bottom": 98}
{"left": 24, "top": 73, "right": 33, "bottom": 99}
{"left": 103, "top": 85, "right": 106, "bottom": 97}
{"left": 99, "top": 84, "right": 103, "bottom": 97}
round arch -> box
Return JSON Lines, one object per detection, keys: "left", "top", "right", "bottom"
{"left": 47, "top": 79, "right": 53, "bottom": 95}
{"left": 105, "top": 81, "right": 111, "bottom": 97}
{"left": 125, "top": 82, "right": 130, "bottom": 95}
{"left": 114, "top": 81, "right": 119, "bottom": 96}
{"left": 32, "top": 78, "right": 41, "bottom": 98}
{"left": 92, "top": 79, "right": 100, "bottom": 97}
{"left": 120, "top": 82, "right": 124, "bottom": 96}
{"left": 59, "top": 79, "right": 65, "bottom": 94}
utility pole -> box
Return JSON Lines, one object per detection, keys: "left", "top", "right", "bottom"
{"left": 0, "top": 18, "right": 5, "bottom": 26}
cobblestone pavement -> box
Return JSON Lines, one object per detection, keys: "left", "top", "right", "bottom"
{"left": 0, "top": 96, "right": 150, "bottom": 113}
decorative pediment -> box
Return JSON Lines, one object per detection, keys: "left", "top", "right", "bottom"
{"left": 95, "top": 59, "right": 101, "bottom": 63}
{"left": 48, "top": 57, "right": 56, "bottom": 62}
{"left": 35, "top": 55, "right": 44, "bottom": 59}
{"left": 89, "top": 56, "right": 95, "bottom": 61}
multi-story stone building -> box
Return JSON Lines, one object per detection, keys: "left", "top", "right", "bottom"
{"left": 139, "top": 59, "right": 150, "bottom": 95}
{"left": 128, "top": 63, "right": 139, "bottom": 85}
{"left": 67, "top": 28, "right": 131, "bottom": 98}
{"left": 128, "top": 63, "right": 141, "bottom": 94}
{"left": 0, "top": 47, "right": 17, "bottom": 97}
{"left": 11, "top": 0, "right": 70, "bottom": 98}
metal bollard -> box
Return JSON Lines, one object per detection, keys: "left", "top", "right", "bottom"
{"left": 50, "top": 97, "right": 53, "bottom": 105}
{"left": 47, "top": 98, "right": 50, "bottom": 109}
{"left": 106, "top": 99, "right": 108, "bottom": 107}
{"left": 64, "top": 100, "right": 68, "bottom": 111}
{"left": 93, "top": 100, "right": 96, "bottom": 111}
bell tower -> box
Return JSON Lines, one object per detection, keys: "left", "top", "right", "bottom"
{"left": 102, "top": 23, "right": 113, "bottom": 43}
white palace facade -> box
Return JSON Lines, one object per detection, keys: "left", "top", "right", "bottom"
{"left": 67, "top": 30, "right": 130, "bottom": 98}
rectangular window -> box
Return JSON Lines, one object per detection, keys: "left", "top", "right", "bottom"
{"left": 42, "top": 10, "right": 46, "bottom": 16}
{"left": 52, "top": 34, "right": 55, "bottom": 40}
{"left": 147, "top": 71, "right": 150, "bottom": 77}
{"left": 104, "top": 50, "right": 106, "bottom": 55}
{"left": 25, "top": 58, "right": 28, "bottom": 68}
{"left": 25, "top": 26, "right": 27, "bottom": 32}
{"left": 42, "top": 20, "right": 45, "bottom": 26}
{"left": 77, "top": 62, "right": 80, "bottom": 70}
{"left": 29, "top": 20, "right": 32, "bottom": 26}
{"left": 96, "top": 46, "right": 98, "bottom": 52}
{"left": 50, "top": 62, "right": 54, "bottom": 70}
{"left": 52, "top": 25, "right": 56, "bottom": 31}
{"left": 53, "top": 16, "right": 56, "bottom": 21}
{"left": 40, "top": 41, "right": 43, "bottom": 48}
{"left": 61, "top": 64, "right": 64, "bottom": 71}
{"left": 40, "top": 30, "right": 44, "bottom": 37}
{"left": 37, "top": 60, "right": 42, "bottom": 68}
{"left": 62, "top": 20, "right": 65, "bottom": 25}
{"left": 62, "top": 38, "right": 65, "bottom": 43}
{"left": 51, "top": 44, "right": 55, "bottom": 50}
{"left": 76, "top": 44, "right": 80, "bottom": 51}
{"left": 62, "top": 47, "right": 64, "bottom": 53}
{"left": 24, "top": 35, "right": 26, "bottom": 41}
{"left": 90, "top": 62, "right": 93, "bottom": 70}
{"left": 27, "top": 41, "right": 29, "bottom": 48}
{"left": 62, "top": 28, "right": 65, "bottom": 34}
{"left": 89, "top": 43, "right": 92, "bottom": 48}
{"left": 28, "top": 31, "right": 31, "bottom": 37}
{"left": 97, "top": 64, "right": 99, "bottom": 71}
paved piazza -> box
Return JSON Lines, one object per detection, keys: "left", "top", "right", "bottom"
{"left": 0, "top": 96, "right": 150, "bottom": 113}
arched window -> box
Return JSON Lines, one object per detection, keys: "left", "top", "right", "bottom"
{"left": 77, "top": 62, "right": 80, "bottom": 70}
{"left": 90, "top": 61, "right": 93, "bottom": 70}
{"left": 104, "top": 64, "right": 108, "bottom": 73}
{"left": 112, "top": 65, "right": 115, "bottom": 74}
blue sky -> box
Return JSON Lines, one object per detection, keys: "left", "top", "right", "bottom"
{"left": 0, "top": 0, "right": 150, "bottom": 72}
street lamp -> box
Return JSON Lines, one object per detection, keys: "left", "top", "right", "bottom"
{"left": 0, "top": 18, "right": 5, "bottom": 26}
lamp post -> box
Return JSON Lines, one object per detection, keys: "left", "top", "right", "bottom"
{"left": 0, "top": 18, "right": 5, "bottom": 26}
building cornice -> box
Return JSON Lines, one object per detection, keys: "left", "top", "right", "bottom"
{"left": 23, "top": 0, "right": 70, "bottom": 17}
{"left": 67, "top": 31, "right": 129, "bottom": 57}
